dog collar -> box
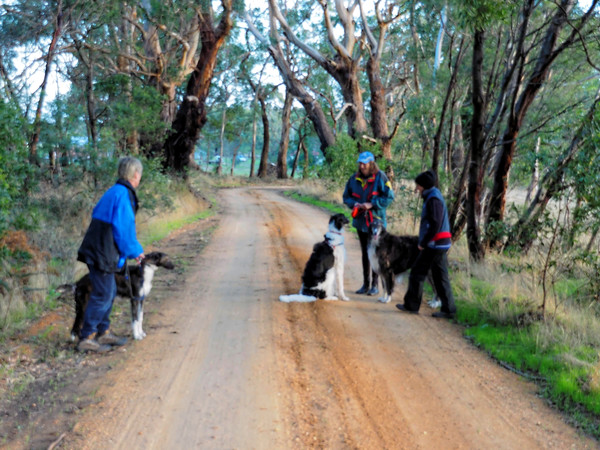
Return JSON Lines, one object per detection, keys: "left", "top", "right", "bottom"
{"left": 325, "top": 232, "right": 344, "bottom": 248}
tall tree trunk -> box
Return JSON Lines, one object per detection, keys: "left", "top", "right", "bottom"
{"left": 467, "top": 29, "right": 486, "bottom": 261}
{"left": 290, "top": 133, "right": 303, "bottom": 179}
{"left": 366, "top": 55, "right": 391, "bottom": 162}
{"left": 217, "top": 106, "right": 226, "bottom": 175}
{"left": 85, "top": 49, "right": 98, "bottom": 151}
{"left": 29, "top": 0, "right": 63, "bottom": 163}
{"left": 163, "top": 0, "right": 233, "bottom": 173}
{"left": 120, "top": 4, "right": 139, "bottom": 154}
{"left": 432, "top": 37, "right": 466, "bottom": 174}
{"left": 250, "top": 110, "right": 258, "bottom": 178}
{"left": 277, "top": 90, "right": 292, "bottom": 179}
{"left": 257, "top": 93, "right": 270, "bottom": 178}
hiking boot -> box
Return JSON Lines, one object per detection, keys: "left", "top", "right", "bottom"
{"left": 77, "top": 338, "right": 112, "bottom": 353}
{"left": 367, "top": 286, "right": 379, "bottom": 296}
{"left": 355, "top": 285, "right": 369, "bottom": 294}
{"left": 432, "top": 311, "right": 456, "bottom": 319}
{"left": 395, "top": 304, "right": 419, "bottom": 314}
{"left": 97, "top": 331, "right": 128, "bottom": 346}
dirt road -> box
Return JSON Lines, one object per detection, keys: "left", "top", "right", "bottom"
{"left": 64, "top": 187, "right": 595, "bottom": 449}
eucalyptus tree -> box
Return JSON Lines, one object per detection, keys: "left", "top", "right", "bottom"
{"left": 513, "top": 90, "right": 600, "bottom": 252}
{"left": 445, "top": 0, "right": 600, "bottom": 259}
{"left": 0, "top": 0, "right": 74, "bottom": 162}
{"left": 485, "top": 0, "right": 600, "bottom": 248}
{"left": 269, "top": 0, "right": 368, "bottom": 139}
{"left": 243, "top": 5, "right": 336, "bottom": 156}
{"left": 163, "top": 0, "right": 234, "bottom": 172}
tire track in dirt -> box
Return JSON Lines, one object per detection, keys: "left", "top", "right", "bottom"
{"left": 263, "top": 194, "right": 415, "bottom": 449}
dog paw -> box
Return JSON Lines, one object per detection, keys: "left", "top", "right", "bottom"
{"left": 132, "top": 330, "right": 145, "bottom": 340}
{"left": 325, "top": 296, "right": 339, "bottom": 301}
{"left": 340, "top": 295, "right": 350, "bottom": 301}
{"left": 427, "top": 299, "right": 442, "bottom": 308}
{"left": 378, "top": 297, "right": 391, "bottom": 303}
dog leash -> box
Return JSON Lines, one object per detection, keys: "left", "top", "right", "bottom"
{"left": 124, "top": 263, "right": 135, "bottom": 299}
{"left": 124, "top": 260, "right": 145, "bottom": 304}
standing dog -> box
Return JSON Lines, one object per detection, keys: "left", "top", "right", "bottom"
{"left": 368, "top": 219, "right": 439, "bottom": 305}
{"left": 70, "top": 251, "right": 175, "bottom": 341}
{"left": 279, "top": 213, "right": 350, "bottom": 302}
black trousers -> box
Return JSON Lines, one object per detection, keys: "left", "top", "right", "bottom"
{"left": 404, "top": 247, "right": 456, "bottom": 313}
{"left": 357, "top": 230, "right": 379, "bottom": 289}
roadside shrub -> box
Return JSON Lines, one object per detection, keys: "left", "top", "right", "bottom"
{"left": 318, "top": 134, "right": 382, "bottom": 187}
{"left": 0, "top": 100, "right": 35, "bottom": 238}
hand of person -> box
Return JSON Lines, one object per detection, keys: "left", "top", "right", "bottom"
{"left": 363, "top": 202, "right": 372, "bottom": 210}
{"left": 418, "top": 245, "right": 423, "bottom": 251}
{"left": 135, "top": 253, "right": 145, "bottom": 264}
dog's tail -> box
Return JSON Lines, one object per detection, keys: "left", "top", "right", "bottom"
{"left": 279, "top": 294, "right": 317, "bottom": 303}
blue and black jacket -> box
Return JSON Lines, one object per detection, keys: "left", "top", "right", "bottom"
{"left": 419, "top": 187, "right": 452, "bottom": 250}
{"left": 343, "top": 170, "right": 394, "bottom": 232}
{"left": 77, "top": 179, "right": 144, "bottom": 273}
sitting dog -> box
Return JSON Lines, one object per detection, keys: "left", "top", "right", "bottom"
{"left": 368, "top": 219, "right": 439, "bottom": 305}
{"left": 70, "top": 251, "right": 175, "bottom": 341}
{"left": 279, "top": 213, "right": 350, "bottom": 303}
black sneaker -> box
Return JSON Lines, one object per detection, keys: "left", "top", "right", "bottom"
{"left": 77, "top": 338, "right": 112, "bottom": 353}
{"left": 97, "top": 332, "right": 128, "bottom": 346}
{"left": 355, "top": 285, "right": 369, "bottom": 294}
{"left": 432, "top": 311, "right": 456, "bottom": 319}
{"left": 395, "top": 304, "right": 419, "bottom": 314}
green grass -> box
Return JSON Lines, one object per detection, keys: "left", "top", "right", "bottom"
{"left": 140, "top": 210, "right": 214, "bottom": 246}
{"left": 459, "top": 289, "right": 600, "bottom": 436}
{"left": 285, "top": 191, "right": 351, "bottom": 216}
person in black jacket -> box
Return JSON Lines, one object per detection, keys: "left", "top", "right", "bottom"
{"left": 76, "top": 157, "right": 145, "bottom": 352}
{"left": 396, "top": 170, "right": 457, "bottom": 318}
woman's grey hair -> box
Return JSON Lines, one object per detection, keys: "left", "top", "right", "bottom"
{"left": 118, "top": 156, "right": 143, "bottom": 181}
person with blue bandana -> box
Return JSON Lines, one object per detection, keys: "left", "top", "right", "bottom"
{"left": 343, "top": 151, "right": 395, "bottom": 297}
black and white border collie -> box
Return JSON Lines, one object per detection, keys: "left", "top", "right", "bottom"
{"left": 279, "top": 213, "right": 350, "bottom": 303}
{"left": 70, "top": 251, "right": 175, "bottom": 341}
{"left": 368, "top": 219, "right": 439, "bottom": 305}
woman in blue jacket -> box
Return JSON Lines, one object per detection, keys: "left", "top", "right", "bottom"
{"left": 343, "top": 152, "right": 395, "bottom": 295}
{"left": 76, "top": 157, "right": 145, "bottom": 352}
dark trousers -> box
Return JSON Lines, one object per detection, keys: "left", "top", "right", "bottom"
{"left": 80, "top": 265, "right": 117, "bottom": 339}
{"left": 404, "top": 247, "right": 456, "bottom": 313}
{"left": 357, "top": 230, "right": 379, "bottom": 289}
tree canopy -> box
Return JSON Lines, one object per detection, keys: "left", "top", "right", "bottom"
{"left": 0, "top": 0, "right": 599, "bottom": 261}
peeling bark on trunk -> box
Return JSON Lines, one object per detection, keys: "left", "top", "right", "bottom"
{"left": 163, "top": 1, "right": 233, "bottom": 173}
